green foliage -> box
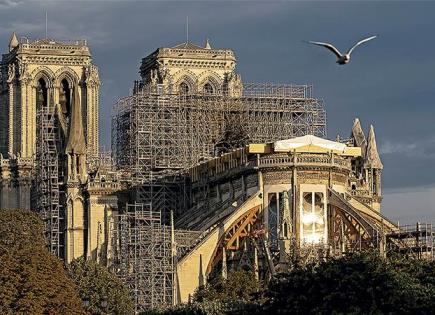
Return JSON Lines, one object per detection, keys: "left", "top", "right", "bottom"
{"left": 67, "top": 257, "right": 134, "bottom": 315}
{"left": 193, "top": 269, "right": 261, "bottom": 304}
{"left": 142, "top": 300, "right": 260, "bottom": 315}
{"left": 142, "top": 269, "right": 261, "bottom": 315}
{"left": 263, "top": 251, "right": 435, "bottom": 314}
{"left": 0, "top": 209, "right": 85, "bottom": 315}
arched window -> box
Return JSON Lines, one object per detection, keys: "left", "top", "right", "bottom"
{"left": 36, "top": 78, "right": 48, "bottom": 109}
{"left": 59, "top": 79, "right": 71, "bottom": 120}
{"left": 203, "top": 83, "right": 214, "bottom": 95}
{"left": 179, "top": 82, "right": 190, "bottom": 95}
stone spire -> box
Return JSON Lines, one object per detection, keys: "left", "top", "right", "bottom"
{"left": 351, "top": 118, "right": 367, "bottom": 156}
{"left": 66, "top": 86, "right": 86, "bottom": 155}
{"left": 9, "top": 32, "right": 18, "bottom": 52}
{"left": 66, "top": 86, "right": 87, "bottom": 181}
{"left": 364, "top": 125, "right": 383, "bottom": 169}
{"left": 204, "top": 38, "right": 212, "bottom": 49}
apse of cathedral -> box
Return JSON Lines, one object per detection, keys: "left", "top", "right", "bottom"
{"left": 0, "top": 34, "right": 398, "bottom": 309}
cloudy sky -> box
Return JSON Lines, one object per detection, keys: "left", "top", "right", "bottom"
{"left": 1, "top": 0, "right": 434, "bottom": 223}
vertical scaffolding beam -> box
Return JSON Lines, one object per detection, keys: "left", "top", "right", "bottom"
{"left": 115, "top": 203, "right": 173, "bottom": 312}
{"left": 35, "top": 104, "right": 64, "bottom": 259}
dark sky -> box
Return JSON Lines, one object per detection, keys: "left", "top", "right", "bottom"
{"left": 1, "top": 0, "right": 434, "bottom": 223}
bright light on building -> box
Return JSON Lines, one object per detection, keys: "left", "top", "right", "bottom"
{"left": 300, "top": 191, "right": 327, "bottom": 245}
{"left": 302, "top": 233, "right": 324, "bottom": 244}
{"left": 302, "top": 213, "right": 324, "bottom": 225}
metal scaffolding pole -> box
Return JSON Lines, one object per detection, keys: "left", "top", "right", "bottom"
{"left": 35, "top": 104, "right": 64, "bottom": 259}
{"left": 115, "top": 203, "right": 173, "bottom": 312}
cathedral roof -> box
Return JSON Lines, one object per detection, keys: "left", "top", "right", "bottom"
{"left": 364, "top": 125, "right": 383, "bottom": 169}
{"left": 171, "top": 42, "right": 207, "bottom": 50}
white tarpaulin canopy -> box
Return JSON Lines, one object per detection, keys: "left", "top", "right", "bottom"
{"left": 274, "top": 135, "right": 347, "bottom": 153}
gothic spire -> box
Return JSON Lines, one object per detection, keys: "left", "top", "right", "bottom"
{"left": 351, "top": 118, "right": 367, "bottom": 156}
{"left": 66, "top": 86, "right": 86, "bottom": 155}
{"left": 9, "top": 32, "right": 18, "bottom": 52}
{"left": 204, "top": 38, "right": 212, "bottom": 49}
{"left": 364, "top": 125, "right": 383, "bottom": 169}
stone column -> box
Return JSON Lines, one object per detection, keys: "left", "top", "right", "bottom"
{"left": 30, "top": 84, "right": 36, "bottom": 157}
{"left": 20, "top": 81, "right": 28, "bottom": 157}
{"left": 8, "top": 83, "right": 14, "bottom": 154}
{"left": 86, "top": 83, "right": 91, "bottom": 155}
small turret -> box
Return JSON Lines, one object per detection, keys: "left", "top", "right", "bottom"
{"left": 351, "top": 118, "right": 367, "bottom": 156}
{"left": 364, "top": 125, "right": 383, "bottom": 170}
{"left": 364, "top": 125, "right": 383, "bottom": 211}
{"left": 9, "top": 32, "right": 19, "bottom": 52}
{"left": 204, "top": 38, "right": 212, "bottom": 49}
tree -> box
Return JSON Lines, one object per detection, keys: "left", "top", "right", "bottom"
{"left": 67, "top": 257, "right": 134, "bottom": 315}
{"left": 193, "top": 269, "right": 260, "bottom": 304}
{"left": 0, "top": 209, "right": 85, "bottom": 314}
{"left": 263, "top": 251, "right": 435, "bottom": 314}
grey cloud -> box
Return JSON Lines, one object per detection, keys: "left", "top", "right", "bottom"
{"left": 383, "top": 185, "right": 435, "bottom": 223}
{"left": 0, "top": 0, "right": 21, "bottom": 8}
{"left": 380, "top": 138, "right": 435, "bottom": 157}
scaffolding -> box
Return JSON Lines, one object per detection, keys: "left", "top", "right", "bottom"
{"left": 387, "top": 222, "right": 435, "bottom": 260}
{"left": 111, "top": 83, "right": 327, "bottom": 309}
{"left": 113, "top": 203, "right": 201, "bottom": 311}
{"left": 114, "top": 203, "right": 173, "bottom": 311}
{"left": 112, "top": 83, "right": 326, "bottom": 212}
{"left": 35, "top": 105, "right": 64, "bottom": 259}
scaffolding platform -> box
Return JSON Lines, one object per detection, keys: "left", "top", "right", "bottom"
{"left": 387, "top": 222, "right": 434, "bottom": 260}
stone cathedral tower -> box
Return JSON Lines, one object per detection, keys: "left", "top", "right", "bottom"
{"left": 0, "top": 32, "right": 99, "bottom": 160}
{"left": 0, "top": 33, "right": 116, "bottom": 263}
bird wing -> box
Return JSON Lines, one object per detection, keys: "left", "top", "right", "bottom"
{"left": 347, "top": 35, "right": 378, "bottom": 55}
{"left": 307, "top": 41, "right": 342, "bottom": 58}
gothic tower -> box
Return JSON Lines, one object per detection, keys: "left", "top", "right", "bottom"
{"left": 138, "top": 39, "right": 242, "bottom": 97}
{"left": 0, "top": 33, "right": 102, "bottom": 261}
{"left": 364, "top": 125, "right": 383, "bottom": 211}
{"left": 0, "top": 34, "right": 100, "bottom": 159}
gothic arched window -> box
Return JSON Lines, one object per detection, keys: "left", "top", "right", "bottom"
{"left": 203, "top": 83, "right": 214, "bottom": 95}
{"left": 179, "top": 82, "right": 190, "bottom": 95}
{"left": 36, "top": 78, "right": 48, "bottom": 109}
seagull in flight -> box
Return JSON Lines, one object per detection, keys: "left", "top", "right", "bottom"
{"left": 307, "top": 35, "right": 378, "bottom": 65}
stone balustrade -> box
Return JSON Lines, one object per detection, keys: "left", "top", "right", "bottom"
{"left": 258, "top": 153, "right": 352, "bottom": 170}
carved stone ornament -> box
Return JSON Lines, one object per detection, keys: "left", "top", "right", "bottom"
{"left": 7, "top": 63, "right": 15, "bottom": 83}
{"left": 157, "top": 60, "right": 170, "bottom": 83}
{"left": 150, "top": 69, "right": 158, "bottom": 85}
{"left": 85, "top": 65, "right": 100, "bottom": 86}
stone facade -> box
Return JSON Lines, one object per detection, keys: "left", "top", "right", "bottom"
{"left": 0, "top": 34, "right": 99, "bottom": 158}
{"left": 0, "top": 33, "right": 117, "bottom": 263}
{"left": 137, "top": 40, "right": 242, "bottom": 96}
